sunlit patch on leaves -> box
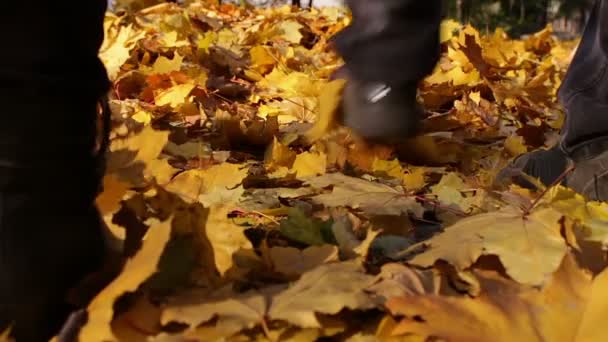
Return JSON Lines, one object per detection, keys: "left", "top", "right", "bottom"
{"left": 91, "top": 2, "right": 589, "bottom": 340}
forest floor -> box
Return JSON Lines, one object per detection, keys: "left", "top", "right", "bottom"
{"left": 62, "top": 2, "right": 608, "bottom": 342}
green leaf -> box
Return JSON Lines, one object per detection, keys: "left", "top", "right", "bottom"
{"left": 280, "top": 208, "right": 335, "bottom": 246}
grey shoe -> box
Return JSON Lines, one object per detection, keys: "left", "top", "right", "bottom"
{"left": 566, "top": 149, "right": 608, "bottom": 201}
{"left": 341, "top": 78, "right": 422, "bottom": 144}
{"left": 498, "top": 143, "right": 608, "bottom": 201}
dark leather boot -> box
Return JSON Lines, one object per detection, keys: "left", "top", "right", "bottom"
{"left": 341, "top": 78, "right": 422, "bottom": 143}
{"left": 498, "top": 142, "right": 608, "bottom": 201}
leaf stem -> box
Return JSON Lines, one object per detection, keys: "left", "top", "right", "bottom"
{"left": 524, "top": 163, "right": 576, "bottom": 216}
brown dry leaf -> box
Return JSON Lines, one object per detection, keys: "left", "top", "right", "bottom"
{"left": 367, "top": 263, "right": 443, "bottom": 302}
{"left": 331, "top": 214, "right": 381, "bottom": 259}
{"left": 205, "top": 205, "right": 254, "bottom": 276}
{"left": 165, "top": 163, "right": 248, "bottom": 206}
{"left": 385, "top": 254, "right": 608, "bottom": 342}
{"left": 407, "top": 206, "right": 567, "bottom": 286}
{"left": 307, "top": 173, "right": 424, "bottom": 217}
{"left": 79, "top": 218, "right": 172, "bottom": 342}
{"left": 268, "top": 261, "right": 379, "bottom": 328}
{"left": 161, "top": 286, "right": 284, "bottom": 334}
{"left": 269, "top": 245, "right": 339, "bottom": 277}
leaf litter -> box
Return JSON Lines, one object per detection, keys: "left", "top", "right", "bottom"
{"left": 60, "top": 1, "right": 608, "bottom": 341}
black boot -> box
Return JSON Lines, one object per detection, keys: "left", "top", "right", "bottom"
{"left": 332, "top": 0, "right": 441, "bottom": 142}
{"left": 342, "top": 78, "right": 422, "bottom": 143}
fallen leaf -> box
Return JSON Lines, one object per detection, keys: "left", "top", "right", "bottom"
{"left": 97, "top": 174, "right": 131, "bottom": 215}
{"left": 407, "top": 206, "right": 567, "bottom": 285}
{"left": 386, "top": 255, "right": 601, "bottom": 342}
{"left": 307, "top": 173, "right": 424, "bottom": 217}
{"left": 265, "top": 137, "right": 297, "bottom": 169}
{"left": 79, "top": 218, "right": 172, "bottom": 342}
{"left": 269, "top": 262, "right": 379, "bottom": 328}
{"left": 305, "top": 79, "right": 346, "bottom": 143}
{"left": 155, "top": 82, "right": 196, "bottom": 108}
{"left": 292, "top": 151, "right": 327, "bottom": 178}
{"left": 279, "top": 20, "right": 304, "bottom": 44}
{"left": 166, "top": 163, "right": 248, "bottom": 206}
{"left": 279, "top": 207, "right": 334, "bottom": 246}
{"left": 269, "top": 245, "right": 339, "bottom": 277}
{"left": 205, "top": 205, "right": 253, "bottom": 275}
{"left": 504, "top": 136, "right": 528, "bottom": 157}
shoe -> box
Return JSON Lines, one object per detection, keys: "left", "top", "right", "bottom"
{"left": 497, "top": 143, "right": 608, "bottom": 201}
{"left": 339, "top": 75, "right": 422, "bottom": 144}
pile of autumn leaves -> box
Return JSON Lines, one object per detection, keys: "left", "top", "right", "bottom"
{"left": 61, "top": 2, "right": 608, "bottom": 342}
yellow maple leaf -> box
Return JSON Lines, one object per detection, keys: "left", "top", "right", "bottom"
{"left": 292, "top": 151, "right": 327, "bottom": 178}
{"left": 155, "top": 82, "right": 196, "bottom": 108}
{"left": 205, "top": 205, "right": 254, "bottom": 276}
{"left": 148, "top": 52, "right": 184, "bottom": 75}
{"left": 440, "top": 19, "right": 462, "bottom": 43}
{"left": 106, "top": 125, "right": 170, "bottom": 186}
{"left": 387, "top": 254, "right": 595, "bottom": 342}
{"left": 407, "top": 206, "right": 567, "bottom": 286}
{"left": 265, "top": 137, "right": 297, "bottom": 169}
{"left": 403, "top": 168, "right": 427, "bottom": 191}
{"left": 504, "top": 136, "right": 528, "bottom": 157}
{"left": 100, "top": 24, "right": 146, "bottom": 80}
{"left": 165, "top": 163, "right": 248, "bottom": 206}
{"left": 79, "top": 218, "right": 172, "bottom": 342}
{"left": 372, "top": 158, "right": 405, "bottom": 181}
{"left": 160, "top": 30, "right": 190, "bottom": 48}
{"left": 96, "top": 174, "right": 131, "bottom": 215}
{"left": 250, "top": 45, "right": 276, "bottom": 74}
{"left": 278, "top": 20, "right": 304, "bottom": 44}
{"left": 305, "top": 79, "right": 346, "bottom": 143}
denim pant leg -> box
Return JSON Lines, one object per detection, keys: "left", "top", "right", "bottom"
{"left": 332, "top": 0, "right": 442, "bottom": 86}
{"left": 560, "top": 0, "right": 608, "bottom": 158}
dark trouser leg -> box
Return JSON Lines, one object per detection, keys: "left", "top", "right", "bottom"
{"left": 0, "top": 2, "right": 110, "bottom": 340}
{"left": 559, "top": 0, "right": 608, "bottom": 158}
{"left": 333, "top": 0, "right": 442, "bottom": 86}
{"left": 0, "top": 101, "right": 108, "bottom": 342}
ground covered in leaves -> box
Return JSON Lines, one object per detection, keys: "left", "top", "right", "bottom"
{"left": 61, "top": 2, "right": 608, "bottom": 341}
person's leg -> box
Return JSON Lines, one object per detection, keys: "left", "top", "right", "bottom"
{"left": 559, "top": 0, "right": 608, "bottom": 153}
{"left": 333, "top": 0, "right": 442, "bottom": 142}
{"left": 0, "top": 2, "right": 110, "bottom": 340}
{"left": 502, "top": 0, "right": 608, "bottom": 200}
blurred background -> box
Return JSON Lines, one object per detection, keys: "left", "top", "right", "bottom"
{"left": 111, "top": 0, "right": 594, "bottom": 37}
